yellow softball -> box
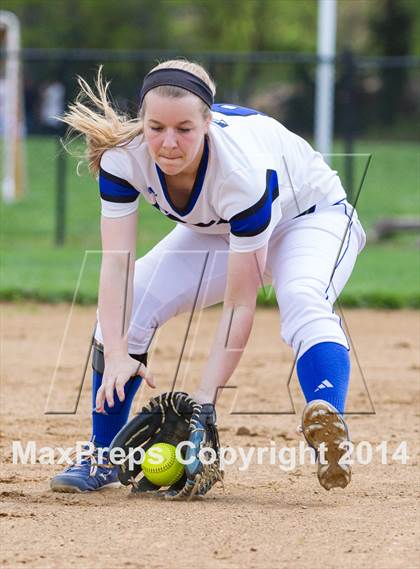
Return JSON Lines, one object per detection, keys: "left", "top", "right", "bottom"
{"left": 142, "top": 443, "right": 185, "bottom": 487}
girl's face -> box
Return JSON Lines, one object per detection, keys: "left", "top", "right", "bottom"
{"left": 143, "top": 91, "right": 211, "bottom": 177}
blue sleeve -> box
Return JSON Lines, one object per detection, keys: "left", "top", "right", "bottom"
{"left": 229, "top": 170, "right": 279, "bottom": 238}
{"left": 99, "top": 168, "right": 140, "bottom": 203}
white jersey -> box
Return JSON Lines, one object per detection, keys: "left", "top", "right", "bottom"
{"left": 99, "top": 104, "right": 346, "bottom": 252}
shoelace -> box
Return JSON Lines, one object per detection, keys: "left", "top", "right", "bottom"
{"left": 67, "top": 447, "right": 115, "bottom": 477}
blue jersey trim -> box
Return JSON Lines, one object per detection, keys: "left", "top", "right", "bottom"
{"left": 230, "top": 170, "right": 279, "bottom": 238}
{"left": 99, "top": 168, "right": 139, "bottom": 203}
{"left": 155, "top": 136, "right": 209, "bottom": 217}
{"left": 152, "top": 202, "right": 228, "bottom": 228}
{"left": 211, "top": 103, "right": 265, "bottom": 117}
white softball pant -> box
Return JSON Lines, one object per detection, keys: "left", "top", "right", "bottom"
{"left": 95, "top": 199, "right": 366, "bottom": 358}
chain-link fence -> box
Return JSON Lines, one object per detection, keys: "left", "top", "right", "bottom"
{"left": 18, "top": 48, "right": 419, "bottom": 136}
{"left": 16, "top": 49, "right": 419, "bottom": 202}
{"left": 2, "top": 48, "right": 419, "bottom": 244}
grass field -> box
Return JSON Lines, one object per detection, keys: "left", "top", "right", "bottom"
{"left": 1, "top": 136, "right": 419, "bottom": 306}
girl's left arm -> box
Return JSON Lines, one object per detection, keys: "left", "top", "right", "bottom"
{"left": 194, "top": 244, "right": 268, "bottom": 404}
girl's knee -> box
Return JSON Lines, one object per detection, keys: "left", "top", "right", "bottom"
{"left": 277, "top": 280, "right": 345, "bottom": 352}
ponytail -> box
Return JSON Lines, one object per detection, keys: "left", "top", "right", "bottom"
{"left": 61, "top": 67, "right": 143, "bottom": 175}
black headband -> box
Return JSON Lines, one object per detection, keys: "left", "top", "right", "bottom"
{"left": 140, "top": 68, "right": 214, "bottom": 108}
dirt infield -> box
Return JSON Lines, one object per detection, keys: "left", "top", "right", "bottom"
{"left": 1, "top": 303, "right": 419, "bottom": 569}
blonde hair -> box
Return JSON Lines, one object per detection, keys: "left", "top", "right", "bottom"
{"left": 61, "top": 59, "right": 216, "bottom": 174}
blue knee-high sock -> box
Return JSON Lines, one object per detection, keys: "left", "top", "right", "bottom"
{"left": 296, "top": 342, "right": 350, "bottom": 414}
{"left": 91, "top": 370, "right": 142, "bottom": 448}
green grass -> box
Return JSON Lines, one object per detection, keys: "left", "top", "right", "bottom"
{"left": 331, "top": 141, "right": 420, "bottom": 228}
{"left": 1, "top": 136, "right": 419, "bottom": 307}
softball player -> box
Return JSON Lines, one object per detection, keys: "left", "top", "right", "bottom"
{"left": 51, "top": 59, "right": 366, "bottom": 493}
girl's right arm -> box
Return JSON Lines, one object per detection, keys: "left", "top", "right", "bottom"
{"left": 96, "top": 211, "right": 155, "bottom": 412}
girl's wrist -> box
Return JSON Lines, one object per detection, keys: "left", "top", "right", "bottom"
{"left": 104, "top": 344, "right": 129, "bottom": 358}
